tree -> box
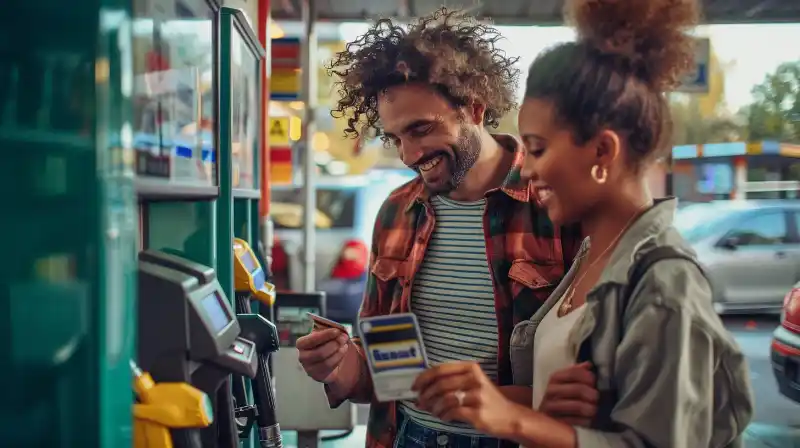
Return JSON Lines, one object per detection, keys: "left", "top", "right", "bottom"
{"left": 669, "top": 52, "right": 745, "bottom": 145}
{"left": 740, "top": 60, "right": 800, "bottom": 142}
{"left": 670, "top": 96, "right": 744, "bottom": 145}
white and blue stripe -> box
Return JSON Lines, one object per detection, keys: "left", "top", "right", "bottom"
{"left": 399, "top": 195, "right": 498, "bottom": 435}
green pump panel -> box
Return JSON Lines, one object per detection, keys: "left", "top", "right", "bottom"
{"left": 0, "top": 0, "right": 138, "bottom": 446}
{"left": 1, "top": 0, "right": 268, "bottom": 446}
{"left": 219, "top": 8, "right": 267, "bottom": 448}
{"left": 219, "top": 7, "right": 266, "bottom": 307}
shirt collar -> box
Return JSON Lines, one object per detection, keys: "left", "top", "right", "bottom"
{"left": 404, "top": 134, "right": 531, "bottom": 212}
{"left": 593, "top": 197, "right": 679, "bottom": 286}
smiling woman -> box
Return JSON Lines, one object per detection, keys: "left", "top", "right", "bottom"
{"left": 413, "top": 0, "right": 755, "bottom": 446}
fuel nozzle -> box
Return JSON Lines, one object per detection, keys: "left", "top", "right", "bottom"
{"left": 233, "top": 238, "right": 277, "bottom": 307}
{"left": 130, "top": 359, "right": 214, "bottom": 430}
{"left": 130, "top": 359, "right": 142, "bottom": 377}
{"left": 131, "top": 359, "right": 156, "bottom": 401}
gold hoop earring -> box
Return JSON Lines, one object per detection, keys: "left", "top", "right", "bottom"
{"left": 591, "top": 165, "right": 608, "bottom": 184}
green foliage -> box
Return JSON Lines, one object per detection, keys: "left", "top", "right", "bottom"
{"left": 740, "top": 60, "right": 800, "bottom": 142}
{"left": 670, "top": 96, "right": 744, "bottom": 145}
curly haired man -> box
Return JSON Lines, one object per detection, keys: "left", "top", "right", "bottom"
{"left": 295, "top": 8, "right": 584, "bottom": 448}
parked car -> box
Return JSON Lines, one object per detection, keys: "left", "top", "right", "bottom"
{"left": 270, "top": 170, "right": 416, "bottom": 323}
{"left": 674, "top": 200, "right": 800, "bottom": 314}
{"left": 771, "top": 282, "right": 800, "bottom": 403}
{"left": 676, "top": 199, "right": 705, "bottom": 209}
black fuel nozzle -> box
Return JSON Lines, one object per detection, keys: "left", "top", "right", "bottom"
{"left": 235, "top": 291, "right": 282, "bottom": 448}
{"left": 233, "top": 403, "right": 258, "bottom": 438}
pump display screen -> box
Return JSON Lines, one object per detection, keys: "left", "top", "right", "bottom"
{"left": 201, "top": 292, "right": 230, "bottom": 333}
{"left": 241, "top": 251, "right": 258, "bottom": 273}
{"left": 252, "top": 269, "right": 265, "bottom": 290}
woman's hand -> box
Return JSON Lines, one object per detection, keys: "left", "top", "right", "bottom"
{"left": 539, "top": 362, "right": 599, "bottom": 427}
{"left": 412, "top": 361, "right": 520, "bottom": 438}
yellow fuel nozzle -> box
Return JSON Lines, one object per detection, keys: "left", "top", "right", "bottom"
{"left": 233, "top": 238, "right": 276, "bottom": 306}
{"left": 131, "top": 360, "right": 214, "bottom": 448}
{"left": 132, "top": 360, "right": 156, "bottom": 401}
{"left": 254, "top": 281, "right": 276, "bottom": 307}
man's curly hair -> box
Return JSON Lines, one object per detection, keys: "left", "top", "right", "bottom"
{"left": 327, "top": 7, "right": 521, "bottom": 139}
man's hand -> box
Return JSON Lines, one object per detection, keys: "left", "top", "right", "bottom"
{"left": 539, "top": 362, "right": 599, "bottom": 427}
{"left": 296, "top": 328, "right": 350, "bottom": 384}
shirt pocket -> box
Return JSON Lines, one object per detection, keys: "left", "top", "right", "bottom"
{"left": 508, "top": 259, "right": 564, "bottom": 320}
{"left": 370, "top": 257, "right": 407, "bottom": 314}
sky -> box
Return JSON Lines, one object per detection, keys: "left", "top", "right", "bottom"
{"left": 337, "top": 22, "right": 800, "bottom": 113}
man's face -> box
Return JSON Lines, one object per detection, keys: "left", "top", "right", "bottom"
{"left": 377, "top": 84, "right": 481, "bottom": 194}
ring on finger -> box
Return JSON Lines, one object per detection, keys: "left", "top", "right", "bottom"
{"left": 454, "top": 390, "right": 466, "bottom": 407}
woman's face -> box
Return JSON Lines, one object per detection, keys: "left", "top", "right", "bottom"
{"left": 517, "top": 98, "right": 622, "bottom": 226}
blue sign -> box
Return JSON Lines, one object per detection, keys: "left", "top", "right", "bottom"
{"left": 696, "top": 163, "right": 733, "bottom": 195}
{"left": 677, "top": 38, "right": 710, "bottom": 94}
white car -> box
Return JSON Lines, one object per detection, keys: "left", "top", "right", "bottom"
{"left": 674, "top": 200, "right": 800, "bottom": 314}
{"left": 271, "top": 170, "right": 416, "bottom": 323}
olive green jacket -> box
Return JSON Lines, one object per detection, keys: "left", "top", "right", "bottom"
{"left": 510, "top": 198, "right": 754, "bottom": 447}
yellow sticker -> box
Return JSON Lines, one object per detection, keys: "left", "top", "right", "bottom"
{"left": 268, "top": 117, "right": 291, "bottom": 146}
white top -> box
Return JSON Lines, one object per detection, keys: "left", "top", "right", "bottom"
{"left": 531, "top": 293, "right": 587, "bottom": 410}
{"left": 399, "top": 195, "right": 498, "bottom": 435}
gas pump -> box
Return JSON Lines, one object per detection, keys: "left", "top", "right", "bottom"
{"left": 137, "top": 250, "right": 259, "bottom": 448}
{"left": 233, "top": 238, "right": 277, "bottom": 315}
{"left": 232, "top": 238, "right": 282, "bottom": 448}
{"left": 140, "top": 248, "right": 280, "bottom": 446}
{"left": 132, "top": 360, "right": 213, "bottom": 448}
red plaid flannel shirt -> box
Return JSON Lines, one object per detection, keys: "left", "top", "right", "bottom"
{"left": 325, "top": 135, "right": 583, "bottom": 448}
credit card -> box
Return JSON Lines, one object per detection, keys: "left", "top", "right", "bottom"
{"left": 357, "top": 313, "right": 429, "bottom": 403}
{"left": 307, "top": 312, "right": 348, "bottom": 334}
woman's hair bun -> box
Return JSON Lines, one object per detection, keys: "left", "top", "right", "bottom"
{"left": 565, "top": 0, "right": 701, "bottom": 90}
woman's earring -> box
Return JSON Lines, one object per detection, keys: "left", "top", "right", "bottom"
{"left": 591, "top": 165, "right": 608, "bottom": 184}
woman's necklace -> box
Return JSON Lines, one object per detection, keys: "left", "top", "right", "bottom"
{"left": 558, "top": 203, "right": 651, "bottom": 316}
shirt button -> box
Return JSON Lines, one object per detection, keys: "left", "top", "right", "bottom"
{"left": 436, "top": 435, "right": 448, "bottom": 446}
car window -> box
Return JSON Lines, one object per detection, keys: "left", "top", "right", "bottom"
{"left": 724, "top": 211, "right": 788, "bottom": 246}
{"left": 675, "top": 205, "right": 734, "bottom": 243}
{"left": 271, "top": 188, "right": 357, "bottom": 230}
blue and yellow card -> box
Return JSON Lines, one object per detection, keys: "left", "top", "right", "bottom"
{"left": 357, "top": 313, "right": 429, "bottom": 402}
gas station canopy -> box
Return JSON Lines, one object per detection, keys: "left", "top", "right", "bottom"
{"left": 271, "top": 0, "right": 800, "bottom": 24}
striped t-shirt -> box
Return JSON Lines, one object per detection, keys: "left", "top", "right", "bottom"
{"left": 398, "top": 195, "right": 498, "bottom": 435}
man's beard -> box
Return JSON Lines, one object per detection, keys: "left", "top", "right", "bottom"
{"left": 420, "top": 125, "right": 481, "bottom": 193}
{"left": 449, "top": 126, "right": 481, "bottom": 189}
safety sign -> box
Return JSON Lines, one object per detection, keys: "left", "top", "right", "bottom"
{"left": 268, "top": 117, "right": 290, "bottom": 147}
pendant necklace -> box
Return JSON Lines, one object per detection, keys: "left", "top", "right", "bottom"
{"left": 558, "top": 202, "right": 651, "bottom": 316}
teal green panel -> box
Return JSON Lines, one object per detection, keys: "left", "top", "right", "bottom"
{"left": 248, "top": 200, "right": 263, "bottom": 318}
{"left": 0, "top": 1, "right": 137, "bottom": 447}
{"left": 221, "top": 10, "right": 265, "bottom": 448}
{"left": 217, "top": 8, "right": 235, "bottom": 304}
{"left": 249, "top": 199, "right": 262, "bottom": 262}
{"left": 228, "top": 2, "right": 263, "bottom": 248}
{"left": 97, "top": 8, "right": 138, "bottom": 447}
{"left": 145, "top": 201, "right": 217, "bottom": 267}
{"left": 234, "top": 198, "right": 253, "bottom": 241}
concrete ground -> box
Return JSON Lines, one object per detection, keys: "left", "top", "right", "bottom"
{"left": 726, "top": 316, "right": 800, "bottom": 448}
{"left": 281, "top": 316, "right": 800, "bottom": 447}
